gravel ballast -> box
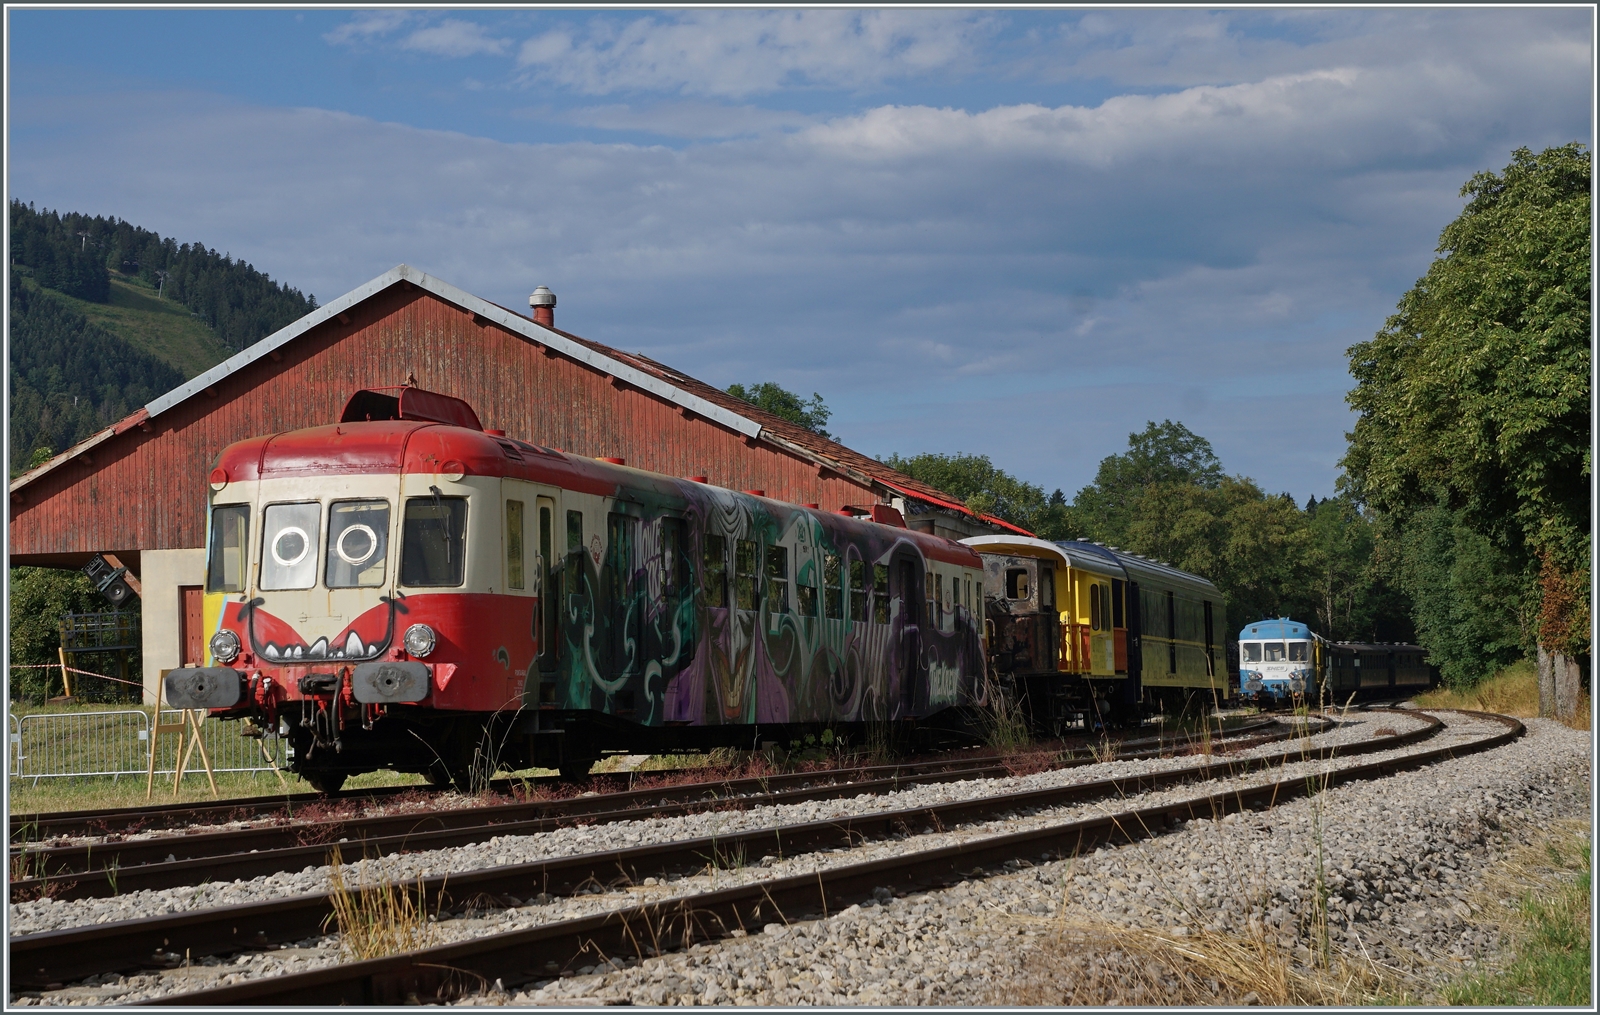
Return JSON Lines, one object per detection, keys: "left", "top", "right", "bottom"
{"left": 11, "top": 710, "right": 1569, "bottom": 1007}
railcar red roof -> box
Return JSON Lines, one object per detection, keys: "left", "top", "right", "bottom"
{"left": 213, "top": 417, "right": 980, "bottom": 567}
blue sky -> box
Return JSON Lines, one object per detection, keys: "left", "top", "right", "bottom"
{"left": 7, "top": 7, "right": 1593, "bottom": 501}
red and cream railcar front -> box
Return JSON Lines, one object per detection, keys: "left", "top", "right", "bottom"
{"left": 171, "top": 408, "right": 541, "bottom": 789}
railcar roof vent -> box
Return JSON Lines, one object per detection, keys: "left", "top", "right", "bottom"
{"left": 340, "top": 386, "right": 483, "bottom": 430}
{"left": 530, "top": 285, "right": 556, "bottom": 328}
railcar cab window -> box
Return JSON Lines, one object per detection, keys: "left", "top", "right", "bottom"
{"left": 1090, "top": 584, "right": 1102, "bottom": 631}
{"left": 401, "top": 494, "right": 467, "bottom": 587}
{"left": 326, "top": 500, "right": 390, "bottom": 588}
{"left": 1243, "top": 642, "right": 1262, "bottom": 662}
{"left": 207, "top": 505, "right": 250, "bottom": 593}
{"left": 1005, "top": 568, "right": 1029, "bottom": 600}
{"left": 1288, "top": 642, "right": 1309, "bottom": 662}
{"left": 261, "top": 503, "right": 321, "bottom": 590}
{"left": 1262, "top": 642, "right": 1287, "bottom": 662}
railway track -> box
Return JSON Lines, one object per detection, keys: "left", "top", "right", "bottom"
{"left": 10, "top": 717, "right": 1277, "bottom": 845}
{"left": 9, "top": 709, "right": 1482, "bottom": 999}
{"left": 9, "top": 718, "right": 1291, "bottom": 901}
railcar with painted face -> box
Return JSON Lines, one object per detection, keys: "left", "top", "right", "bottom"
{"left": 170, "top": 387, "right": 989, "bottom": 790}
{"left": 961, "top": 536, "right": 1227, "bottom": 732}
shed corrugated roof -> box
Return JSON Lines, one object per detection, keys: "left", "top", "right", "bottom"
{"left": 9, "top": 265, "right": 1030, "bottom": 535}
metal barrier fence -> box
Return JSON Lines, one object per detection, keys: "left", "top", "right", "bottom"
{"left": 10, "top": 709, "right": 285, "bottom": 782}
{"left": 9, "top": 713, "right": 19, "bottom": 778}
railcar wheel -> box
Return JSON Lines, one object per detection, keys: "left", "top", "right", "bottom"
{"left": 305, "top": 770, "right": 347, "bottom": 794}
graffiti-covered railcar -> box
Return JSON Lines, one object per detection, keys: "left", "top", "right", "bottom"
{"left": 169, "top": 387, "right": 988, "bottom": 790}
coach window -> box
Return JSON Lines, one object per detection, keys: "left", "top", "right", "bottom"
{"left": 261, "top": 502, "right": 321, "bottom": 591}
{"left": 873, "top": 564, "right": 890, "bottom": 623}
{"left": 207, "top": 504, "right": 250, "bottom": 593}
{"left": 766, "top": 544, "right": 789, "bottom": 613}
{"left": 1288, "top": 641, "right": 1308, "bottom": 662}
{"left": 1243, "top": 642, "right": 1262, "bottom": 662}
{"left": 735, "top": 539, "right": 759, "bottom": 610}
{"left": 849, "top": 560, "right": 868, "bottom": 621}
{"left": 796, "top": 563, "right": 818, "bottom": 617}
{"left": 824, "top": 554, "right": 844, "bottom": 619}
{"left": 326, "top": 500, "right": 390, "bottom": 588}
{"left": 702, "top": 533, "right": 728, "bottom": 607}
{"left": 401, "top": 494, "right": 466, "bottom": 587}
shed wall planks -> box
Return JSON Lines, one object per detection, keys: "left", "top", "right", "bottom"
{"left": 10, "top": 290, "right": 875, "bottom": 560}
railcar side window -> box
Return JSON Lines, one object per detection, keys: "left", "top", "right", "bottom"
{"left": 1288, "top": 641, "right": 1308, "bottom": 662}
{"left": 207, "top": 504, "right": 250, "bottom": 592}
{"left": 1041, "top": 568, "right": 1055, "bottom": 610}
{"left": 660, "top": 518, "right": 689, "bottom": 596}
{"left": 824, "top": 553, "right": 843, "bottom": 619}
{"left": 873, "top": 564, "right": 890, "bottom": 624}
{"left": 735, "top": 539, "right": 759, "bottom": 610}
{"left": 766, "top": 544, "right": 789, "bottom": 613}
{"left": 849, "top": 560, "right": 867, "bottom": 621}
{"left": 1243, "top": 642, "right": 1262, "bottom": 662}
{"left": 326, "top": 500, "right": 390, "bottom": 588}
{"left": 934, "top": 573, "right": 944, "bottom": 613}
{"left": 702, "top": 533, "right": 727, "bottom": 607}
{"left": 1263, "top": 642, "right": 1287, "bottom": 662}
{"left": 796, "top": 566, "right": 817, "bottom": 617}
{"left": 506, "top": 501, "right": 525, "bottom": 590}
{"left": 400, "top": 495, "right": 467, "bottom": 587}
{"left": 261, "top": 502, "right": 321, "bottom": 591}
{"left": 1090, "top": 584, "right": 1102, "bottom": 631}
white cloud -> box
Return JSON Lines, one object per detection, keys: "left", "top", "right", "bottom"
{"left": 322, "top": 10, "right": 412, "bottom": 46}
{"left": 527, "top": 101, "right": 815, "bottom": 139}
{"left": 515, "top": 10, "right": 987, "bottom": 97}
{"left": 402, "top": 19, "right": 510, "bottom": 59}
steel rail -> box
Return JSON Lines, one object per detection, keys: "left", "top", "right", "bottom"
{"left": 9, "top": 718, "right": 1280, "bottom": 842}
{"left": 9, "top": 711, "right": 1414, "bottom": 987}
{"left": 10, "top": 719, "right": 1290, "bottom": 889}
{"left": 128, "top": 709, "right": 1520, "bottom": 1007}
{"left": 8, "top": 720, "right": 1300, "bottom": 900}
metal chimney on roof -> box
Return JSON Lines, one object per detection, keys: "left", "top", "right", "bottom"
{"left": 530, "top": 286, "right": 556, "bottom": 328}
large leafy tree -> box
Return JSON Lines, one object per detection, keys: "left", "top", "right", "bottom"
{"left": 726, "top": 381, "right": 833, "bottom": 438}
{"left": 1071, "top": 420, "right": 1224, "bottom": 546}
{"left": 1343, "top": 144, "right": 1590, "bottom": 687}
{"left": 882, "top": 452, "right": 1072, "bottom": 537}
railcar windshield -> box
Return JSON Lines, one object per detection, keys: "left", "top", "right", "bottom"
{"left": 1242, "top": 642, "right": 1262, "bottom": 662}
{"left": 326, "top": 500, "right": 391, "bottom": 588}
{"left": 401, "top": 495, "right": 467, "bottom": 587}
{"left": 1262, "top": 642, "right": 1287, "bottom": 662}
{"left": 261, "top": 503, "right": 321, "bottom": 590}
{"left": 1289, "top": 641, "right": 1309, "bottom": 662}
{"left": 207, "top": 504, "right": 250, "bottom": 592}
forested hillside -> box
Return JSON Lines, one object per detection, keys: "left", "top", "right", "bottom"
{"left": 9, "top": 277, "right": 184, "bottom": 468}
{"left": 8, "top": 201, "right": 318, "bottom": 473}
{"left": 9, "top": 201, "right": 316, "bottom": 353}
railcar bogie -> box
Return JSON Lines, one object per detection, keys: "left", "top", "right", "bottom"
{"left": 177, "top": 387, "right": 990, "bottom": 788}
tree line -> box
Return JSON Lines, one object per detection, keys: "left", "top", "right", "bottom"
{"left": 9, "top": 200, "right": 316, "bottom": 353}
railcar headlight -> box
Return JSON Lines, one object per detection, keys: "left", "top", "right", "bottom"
{"left": 210, "top": 629, "right": 241, "bottom": 664}
{"left": 404, "top": 623, "right": 437, "bottom": 658}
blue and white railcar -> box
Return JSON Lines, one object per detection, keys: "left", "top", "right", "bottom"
{"left": 1237, "top": 618, "right": 1318, "bottom": 703}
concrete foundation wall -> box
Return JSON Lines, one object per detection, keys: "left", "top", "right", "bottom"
{"left": 140, "top": 547, "right": 205, "bottom": 703}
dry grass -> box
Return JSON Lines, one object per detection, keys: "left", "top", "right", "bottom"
{"left": 8, "top": 768, "right": 424, "bottom": 815}
{"left": 1413, "top": 658, "right": 1590, "bottom": 729}
{"left": 1004, "top": 914, "right": 1408, "bottom": 1007}
{"left": 324, "top": 846, "right": 436, "bottom": 961}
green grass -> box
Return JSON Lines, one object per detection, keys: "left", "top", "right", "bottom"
{"left": 9, "top": 768, "right": 428, "bottom": 816}
{"left": 22, "top": 274, "right": 233, "bottom": 378}
{"left": 1440, "top": 827, "right": 1591, "bottom": 1007}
